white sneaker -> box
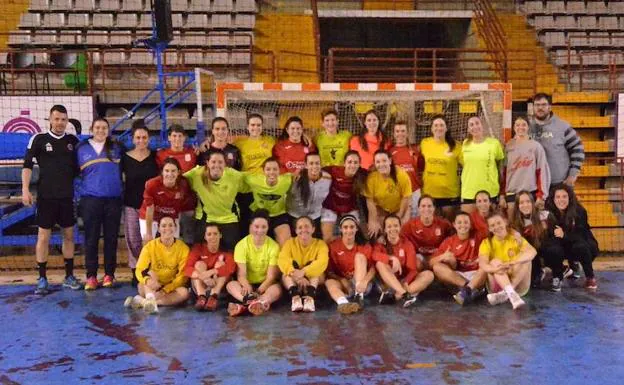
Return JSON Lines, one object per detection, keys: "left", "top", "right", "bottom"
{"left": 291, "top": 296, "right": 303, "bottom": 312}
{"left": 487, "top": 291, "right": 509, "bottom": 306}
{"left": 143, "top": 296, "right": 159, "bottom": 314}
{"left": 302, "top": 296, "right": 315, "bottom": 312}
{"left": 508, "top": 291, "right": 526, "bottom": 310}
{"left": 123, "top": 295, "right": 145, "bottom": 309}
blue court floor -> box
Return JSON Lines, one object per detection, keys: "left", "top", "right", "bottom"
{"left": 1, "top": 272, "right": 624, "bottom": 385}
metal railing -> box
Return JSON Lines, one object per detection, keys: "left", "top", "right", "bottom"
{"left": 473, "top": 0, "right": 508, "bottom": 81}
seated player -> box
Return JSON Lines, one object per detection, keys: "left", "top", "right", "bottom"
{"left": 226, "top": 210, "right": 282, "bottom": 316}
{"left": 278, "top": 216, "right": 329, "bottom": 313}
{"left": 373, "top": 215, "right": 434, "bottom": 307}
{"left": 479, "top": 211, "right": 537, "bottom": 310}
{"left": 185, "top": 224, "right": 236, "bottom": 312}
{"left": 364, "top": 150, "right": 412, "bottom": 239}
{"left": 430, "top": 212, "right": 487, "bottom": 305}
{"left": 124, "top": 216, "right": 190, "bottom": 314}
{"left": 326, "top": 215, "right": 375, "bottom": 314}
{"left": 400, "top": 195, "right": 453, "bottom": 268}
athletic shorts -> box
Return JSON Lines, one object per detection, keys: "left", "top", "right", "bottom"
{"left": 487, "top": 278, "right": 530, "bottom": 297}
{"left": 320, "top": 208, "right": 360, "bottom": 223}
{"left": 504, "top": 190, "right": 537, "bottom": 203}
{"left": 36, "top": 197, "right": 75, "bottom": 229}
{"left": 269, "top": 213, "right": 291, "bottom": 231}
{"left": 457, "top": 270, "right": 478, "bottom": 282}
{"left": 139, "top": 217, "right": 180, "bottom": 240}
{"left": 433, "top": 197, "right": 460, "bottom": 208}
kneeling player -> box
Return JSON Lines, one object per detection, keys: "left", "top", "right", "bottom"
{"left": 326, "top": 215, "right": 375, "bottom": 314}
{"left": 226, "top": 210, "right": 282, "bottom": 316}
{"left": 278, "top": 216, "right": 329, "bottom": 313}
{"left": 430, "top": 212, "right": 487, "bottom": 305}
{"left": 185, "top": 224, "right": 236, "bottom": 312}
{"left": 374, "top": 215, "right": 434, "bottom": 307}
{"left": 124, "top": 216, "right": 190, "bottom": 313}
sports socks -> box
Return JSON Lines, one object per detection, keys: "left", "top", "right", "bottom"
{"left": 38, "top": 262, "right": 47, "bottom": 279}
{"left": 64, "top": 258, "right": 74, "bottom": 278}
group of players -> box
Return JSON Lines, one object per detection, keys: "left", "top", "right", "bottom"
{"left": 21, "top": 92, "right": 599, "bottom": 315}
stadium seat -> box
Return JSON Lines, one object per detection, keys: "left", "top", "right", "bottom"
{"left": 232, "top": 32, "right": 252, "bottom": 46}
{"left": 93, "top": 14, "right": 114, "bottom": 28}
{"left": 534, "top": 15, "right": 554, "bottom": 29}
{"left": 74, "top": 0, "right": 96, "bottom": 11}
{"left": 566, "top": 1, "right": 586, "bottom": 14}
{"left": 211, "top": 14, "right": 232, "bottom": 28}
{"left": 30, "top": 0, "right": 50, "bottom": 11}
{"left": 578, "top": 15, "right": 597, "bottom": 29}
{"left": 182, "top": 32, "right": 207, "bottom": 46}
{"left": 588, "top": 32, "right": 610, "bottom": 46}
{"left": 116, "top": 14, "right": 138, "bottom": 28}
{"left": 164, "top": 51, "right": 178, "bottom": 66}
{"left": 122, "top": 0, "right": 143, "bottom": 12}
{"left": 586, "top": 1, "right": 608, "bottom": 14}
{"left": 67, "top": 13, "right": 90, "bottom": 28}
{"left": 8, "top": 31, "right": 32, "bottom": 45}
{"left": 129, "top": 51, "right": 154, "bottom": 65}
{"left": 598, "top": 16, "right": 618, "bottom": 30}
{"left": 110, "top": 31, "right": 133, "bottom": 46}
{"left": 51, "top": 0, "right": 72, "bottom": 10}
{"left": 609, "top": 1, "right": 624, "bottom": 13}
{"left": 33, "top": 32, "right": 58, "bottom": 45}
{"left": 186, "top": 14, "right": 209, "bottom": 28}
{"left": 611, "top": 35, "right": 624, "bottom": 47}
{"left": 235, "top": 0, "right": 257, "bottom": 12}
{"left": 85, "top": 30, "right": 109, "bottom": 46}
{"left": 99, "top": 0, "right": 121, "bottom": 11}
{"left": 212, "top": 0, "right": 233, "bottom": 12}
{"left": 43, "top": 13, "right": 66, "bottom": 28}
{"left": 231, "top": 50, "right": 251, "bottom": 65}
{"left": 545, "top": 1, "right": 565, "bottom": 14}
{"left": 234, "top": 14, "right": 255, "bottom": 29}
{"left": 183, "top": 52, "right": 205, "bottom": 65}
{"left": 99, "top": 51, "right": 129, "bottom": 65}
{"left": 542, "top": 31, "right": 565, "bottom": 46}
{"left": 207, "top": 32, "right": 230, "bottom": 46}
{"left": 188, "top": 0, "right": 209, "bottom": 11}
{"left": 138, "top": 13, "right": 152, "bottom": 29}
{"left": 554, "top": 15, "right": 577, "bottom": 29}
{"left": 19, "top": 13, "right": 41, "bottom": 28}
{"left": 172, "top": 0, "right": 191, "bottom": 12}
{"left": 172, "top": 13, "right": 183, "bottom": 28}
{"left": 568, "top": 33, "right": 589, "bottom": 47}
{"left": 59, "top": 30, "right": 83, "bottom": 44}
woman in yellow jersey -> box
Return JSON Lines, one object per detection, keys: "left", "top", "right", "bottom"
{"left": 278, "top": 216, "right": 329, "bottom": 313}
{"left": 314, "top": 108, "right": 352, "bottom": 167}
{"left": 349, "top": 109, "right": 389, "bottom": 170}
{"left": 363, "top": 150, "right": 412, "bottom": 238}
{"left": 420, "top": 115, "right": 463, "bottom": 218}
{"left": 123, "top": 216, "right": 190, "bottom": 314}
{"left": 244, "top": 157, "right": 293, "bottom": 246}
{"left": 460, "top": 116, "right": 505, "bottom": 213}
{"left": 226, "top": 210, "right": 282, "bottom": 316}
{"left": 478, "top": 211, "right": 536, "bottom": 310}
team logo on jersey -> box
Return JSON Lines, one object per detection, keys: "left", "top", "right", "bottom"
{"left": 284, "top": 145, "right": 292, "bottom": 150}
{"left": 470, "top": 239, "right": 475, "bottom": 247}
{"left": 45, "top": 143, "right": 53, "bottom": 152}
{"left": 435, "top": 228, "right": 441, "bottom": 236}
{"left": 175, "top": 192, "right": 181, "bottom": 199}
{"left": 330, "top": 149, "right": 337, "bottom": 159}
{"left": 185, "top": 153, "right": 191, "bottom": 162}
{"left": 304, "top": 147, "right": 309, "bottom": 154}
{"left": 399, "top": 249, "right": 405, "bottom": 257}
{"left": 337, "top": 251, "right": 345, "bottom": 255}
{"left": 67, "top": 143, "right": 73, "bottom": 151}
{"left": 508, "top": 249, "right": 516, "bottom": 258}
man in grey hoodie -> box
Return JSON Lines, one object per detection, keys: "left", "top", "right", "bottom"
{"left": 529, "top": 93, "right": 585, "bottom": 189}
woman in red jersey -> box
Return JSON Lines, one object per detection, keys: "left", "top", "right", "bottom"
{"left": 374, "top": 215, "right": 434, "bottom": 307}
{"left": 468, "top": 190, "right": 495, "bottom": 245}
{"left": 273, "top": 116, "right": 316, "bottom": 174}
{"left": 400, "top": 195, "right": 453, "bottom": 268}
{"left": 431, "top": 212, "right": 487, "bottom": 305}
{"left": 388, "top": 120, "right": 423, "bottom": 218}
{"left": 326, "top": 215, "right": 375, "bottom": 314}
{"left": 349, "top": 109, "right": 389, "bottom": 170}
{"left": 320, "top": 150, "right": 368, "bottom": 243}
{"left": 139, "top": 158, "right": 196, "bottom": 242}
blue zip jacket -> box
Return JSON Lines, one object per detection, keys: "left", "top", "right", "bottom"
{"left": 76, "top": 139, "right": 123, "bottom": 198}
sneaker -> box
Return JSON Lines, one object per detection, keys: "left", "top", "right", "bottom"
{"left": 204, "top": 294, "right": 218, "bottom": 311}
{"left": 242, "top": 293, "right": 258, "bottom": 305}
{"left": 337, "top": 301, "right": 360, "bottom": 315}
{"left": 470, "top": 287, "right": 487, "bottom": 302}
{"left": 550, "top": 277, "right": 562, "bottom": 292}
{"left": 248, "top": 299, "right": 269, "bottom": 316}
{"left": 508, "top": 291, "right": 526, "bottom": 310}
{"left": 302, "top": 296, "right": 315, "bottom": 312}
{"left": 378, "top": 290, "right": 395, "bottom": 305}
{"left": 354, "top": 292, "right": 365, "bottom": 308}
{"left": 487, "top": 291, "right": 509, "bottom": 306}
{"left": 401, "top": 293, "right": 418, "bottom": 308}
{"left": 453, "top": 286, "right": 472, "bottom": 306}
{"left": 63, "top": 275, "right": 82, "bottom": 290}
{"left": 585, "top": 277, "right": 598, "bottom": 290}
{"left": 563, "top": 266, "right": 574, "bottom": 279}
{"left": 227, "top": 302, "right": 247, "bottom": 317}
{"left": 571, "top": 261, "right": 582, "bottom": 279}
{"left": 35, "top": 277, "right": 49, "bottom": 295}
{"left": 194, "top": 295, "right": 208, "bottom": 311}
{"left": 123, "top": 295, "right": 145, "bottom": 309}
{"left": 101, "top": 275, "right": 115, "bottom": 288}
{"left": 143, "top": 296, "right": 159, "bottom": 314}
{"left": 291, "top": 296, "right": 304, "bottom": 312}
{"left": 84, "top": 277, "right": 99, "bottom": 291}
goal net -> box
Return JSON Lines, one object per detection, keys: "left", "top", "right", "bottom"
{"left": 216, "top": 83, "right": 512, "bottom": 143}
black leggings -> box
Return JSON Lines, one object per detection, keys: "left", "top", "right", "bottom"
{"left": 542, "top": 236, "right": 596, "bottom": 279}
{"left": 539, "top": 237, "right": 566, "bottom": 280}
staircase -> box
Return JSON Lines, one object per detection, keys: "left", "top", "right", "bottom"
{"left": 253, "top": 14, "right": 319, "bottom": 82}
{"left": 1, "top": 0, "right": 30, "bottom": 50}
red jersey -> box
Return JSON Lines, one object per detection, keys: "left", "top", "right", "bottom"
{"left": 470, "top": 211, "right": 489, "bottom": 244}
{"left": 184, "top": 244, "right": 236, "bottom": 278}
{"left": 156, "top": 147, "right": 197, "bottom": 173}
{"left": 328, "top": 239, "right": 373, "bottom": 279}
{"left": 400, "top": 216, "right": 453, "bottom": 258}
{"left": 433, "top": 235, "right": 480, "bottom": 272}
{"left": 139, "top": 176, "right": 196, "bottom": 221}
{"left": 272, "top": 139, "right": 315, "bottom": 174}
{"left": 372, "top": 238, "right": 419, "bottom": 284}
{"left": 323, "top": 166, "right": 358, "bottom": 214}
{"left": 389, "top": 144, "right": 423, "bottom": 191}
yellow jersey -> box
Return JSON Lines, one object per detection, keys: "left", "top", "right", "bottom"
{"left": 363, "top": 167, "right": 412, "bottom": 213}
{"left": 234, "top": 136, "right": 276, "bottom": 173}
{"left": 135, "top": 238, "right": 189, "bottom": 293}
{"left": 420, "top": 137, "right": 463, "bottom": 199}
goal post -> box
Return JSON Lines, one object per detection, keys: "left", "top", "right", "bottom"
{"left": 216, "top": 82, "right": 513, "bottom": 143}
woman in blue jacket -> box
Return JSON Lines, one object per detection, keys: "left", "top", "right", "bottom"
{"left": 77, "top": 118, "right": 124, "bottom": 290}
